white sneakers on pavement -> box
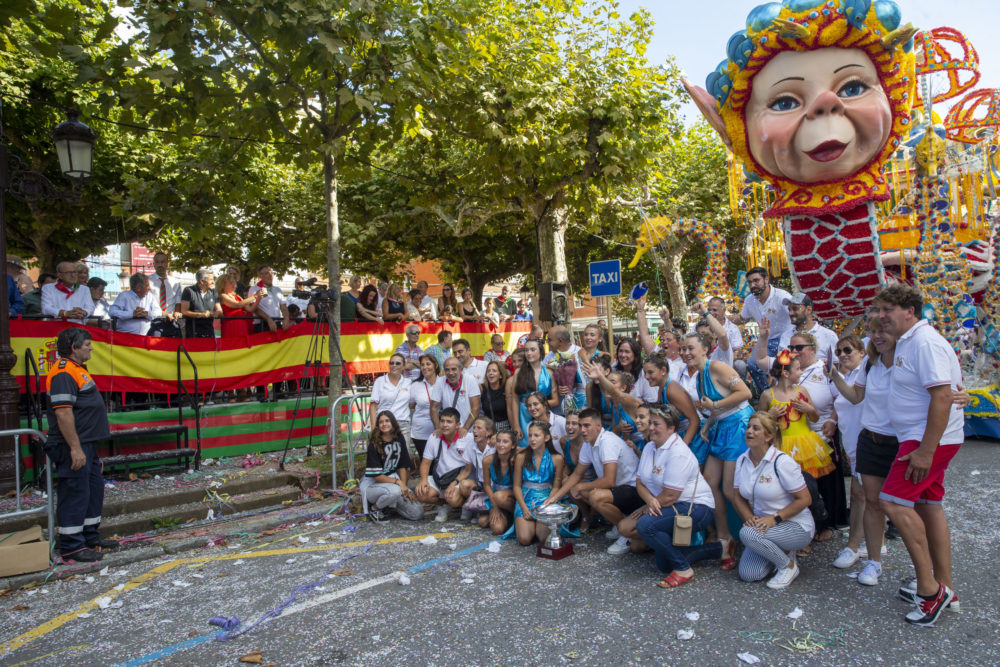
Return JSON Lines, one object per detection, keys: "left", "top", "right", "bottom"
{"left": 833, "top": 547, "right": 861, "bottom": 569}
{"left": 767, "top": 555, "right": 800, "bottom": 589}
{"left": 857, "top": 560, "right": 882, "bottom": 586}
{"left": 434, "top": 506, "right": 450, "bottom": 522}
{"left": 607, "top": 536, "right": 630, "bottom": 555}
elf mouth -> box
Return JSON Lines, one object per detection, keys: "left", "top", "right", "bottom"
{"left": 806, "top": 140, "right": 848, "bottom": 162}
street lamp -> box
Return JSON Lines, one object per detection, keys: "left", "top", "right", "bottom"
{"left": 0, "top": 97, "right": 96, "bottom": 490}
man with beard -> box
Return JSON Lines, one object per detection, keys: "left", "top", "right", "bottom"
{"left": 776, "top": 293, "right": 839, "bottom": 366}
{"left": 731, "top": 267, "right": 792, "bottom": 390}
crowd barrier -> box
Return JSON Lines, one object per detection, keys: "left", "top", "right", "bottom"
{"left": 1, "top": 428, "right": 54, "bottom": 547}
{"left": 10, "top": 320, "right": 532, "bottom": 395}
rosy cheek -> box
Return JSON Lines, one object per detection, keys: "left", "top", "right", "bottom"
{"left": 749, "top": 113, "right": 799, "bottom": 167}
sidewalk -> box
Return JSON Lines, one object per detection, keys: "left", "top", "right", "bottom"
{"left": 0, "top": 447, "right": 358, "bottom": 592}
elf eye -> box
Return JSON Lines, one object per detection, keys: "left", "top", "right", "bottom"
{"left": 838, "top": 80, "right": 869, "bottom": 98}
{"left": 769, "top": 96, "right": 800, "bottom": 112}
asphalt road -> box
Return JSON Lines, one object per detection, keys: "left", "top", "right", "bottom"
{"left": 2, "top": 439, "right": 999, "bottom": 666}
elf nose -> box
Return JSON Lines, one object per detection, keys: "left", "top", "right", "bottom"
{"left": 805, "top": 90, "right": 845, "bottom": 119}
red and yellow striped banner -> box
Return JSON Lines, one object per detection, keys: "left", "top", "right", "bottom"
{"left": 11, "top": 320, "right": 531, "bottom": 394}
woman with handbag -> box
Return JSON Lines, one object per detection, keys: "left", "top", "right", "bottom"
{"left": 732, "top": 412, "right": 815, "bottom": 589}
{"left": 632, "top": 405, "right": 724, "bottom": 588}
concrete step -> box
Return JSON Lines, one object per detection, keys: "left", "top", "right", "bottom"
{"left": 0, "top": 468, "right": 332, "bottom": 537}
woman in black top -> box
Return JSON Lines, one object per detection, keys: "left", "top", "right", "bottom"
{"left": 459, "top": 288, "right": 481, "bottom": 322}
{"left": 382, "top": 284, "right": 406, "bottom": 322}
{"left": 363, "top": 411, "right": 424, "bottom": 521}
{"left": 481, "top": 360, "right": 510, "bottom": 431}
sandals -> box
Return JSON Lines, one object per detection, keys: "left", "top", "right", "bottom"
{"left": 814, "top": 528, "right": 834, "bottom": 542}
{"left": 720, "top": 538, "right": 738, "bottom": 571}
{"left": 657, "top": 571, "right": 695, "bottom": 588}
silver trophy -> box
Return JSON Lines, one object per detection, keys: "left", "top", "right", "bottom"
{"left": 532, "top": 503, "right": 578, "bottom": 559}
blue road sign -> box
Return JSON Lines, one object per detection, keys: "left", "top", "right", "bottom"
{"left": 589, "top": 259, "right": 622, "bottom": 298}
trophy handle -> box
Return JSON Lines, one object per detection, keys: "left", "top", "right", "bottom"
{"left": 566, "top": 503, "right": 579, "bottom": 525}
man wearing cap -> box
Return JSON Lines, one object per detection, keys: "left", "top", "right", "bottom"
{"left": 5, "top": 255, "right": 24, "bottom": 316}
{"left": 42, "top": 261, "right": 94, "bottom": 323}
{"left": 775, "top": 293, "right": 839, "bottom": 367}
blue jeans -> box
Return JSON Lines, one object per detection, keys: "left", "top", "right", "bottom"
{"left": 747, "top": 336, "right": 781, "bottom": 392}
{"left": 636, "top": 502, "right": 719, "bottom": 573}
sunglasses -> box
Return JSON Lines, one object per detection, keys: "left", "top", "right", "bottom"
{"left": 389, "top": 361, "right": 403, "bottom": 366}
{"left": 835, "top": 346, "right": 854, "bottom": 356}
{"left": 406, "top": 331, "right": 419, "bottom": 335}
{"left": 788, "top": 344, "right": 813, "bottom": 352}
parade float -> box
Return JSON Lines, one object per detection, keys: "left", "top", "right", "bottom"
{"left": 631, "top": 0, "right": 1000, "bottom": 437}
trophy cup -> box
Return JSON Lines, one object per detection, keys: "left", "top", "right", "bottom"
{"left": 533, "top": 503, "right": 578, "bottom": 560}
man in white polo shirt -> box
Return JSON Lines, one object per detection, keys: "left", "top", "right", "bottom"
{"left": 452, "top": 338, "right": 487, "bottom": 385}
{"left": 247, "top": 266, "right": 290, "bottom": 332}
{"left": 552, "top": 408, "right": 640, "bottom": 555}
{"left": 874, "top": 285, "right": 964, "bottom": 627}
{"left": 430, "top": 357, "right": 481, "bottom": 436}
{"left": 732, "top": 267, "right": 792, "bottom": 390}
{"left": 416, "top": 408, "right": 474, "bottom": 522}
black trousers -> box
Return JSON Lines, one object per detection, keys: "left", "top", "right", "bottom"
{"left": 48, "top": 441, "right": 104, "bottom": 553}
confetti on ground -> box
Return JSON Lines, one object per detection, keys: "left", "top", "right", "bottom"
{"left": 677, "top": 629, "right": 694, "bottom": 640}
{"left": 99, "top": 567, "right": 109, "bottom": 576}
{"left": 96, "top": 597, "right": 112, "bottom": 610}
{"left": 419, "top": 536, "right": 438, "bottom": 545}
{"left": 787, "top": 607, "right": 803, "bottom": 619}
{"left": 737, "top": 652, "right": 760, "bottom": 664}
{"left": 487, "top": 541, "right": 502, "bottom": 553}
{"left": 685, "top": 611, "right": 700, "bottom": 621}
{"left": 397, "top": 574, "right": 411, "bottom": 585}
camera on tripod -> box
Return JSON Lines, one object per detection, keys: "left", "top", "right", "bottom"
{"left": 292, "top": 277, "right": 335, "bottom": 302}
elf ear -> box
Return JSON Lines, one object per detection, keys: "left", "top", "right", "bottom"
{"left": 682, "top": 78, "right": 733, "bottom": 152}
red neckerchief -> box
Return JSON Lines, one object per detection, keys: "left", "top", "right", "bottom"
{"left": 447, "top": 375, "right": 463, "bottom": 392}
{"left": 443, "top": 431, "right": 459, "bottom": 449}
{"left": 55, "top": 281, "right": 74, "bottom": 297}
{"left": 496, "top": 296, "right": 507, "bottom": 304}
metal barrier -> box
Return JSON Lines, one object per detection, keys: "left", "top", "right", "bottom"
{"left": 328, "top": 392, "right": 371, "bottom": 486}
{"left": 1, "top": 428, "right": 54, "bottom": 550}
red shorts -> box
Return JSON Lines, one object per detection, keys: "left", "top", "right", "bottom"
{"left": 879, "top": 440, "right": 960, "bottom": 508}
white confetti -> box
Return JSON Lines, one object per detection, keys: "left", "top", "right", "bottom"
{"left": 847, "top": 572, "right": 859, "bottom": 579}
{"left": 787, "top": 607, "right": 803, "bottom": 619}
{"left": 79, "top": 613, "right": 92, "bottom": 618}
{"left": 96, "top": 596, "right": 112, "bottom": 610}
{"left": 447, "top": 543, "right": 457, "bottom": 551}
{"left": 84, "top": 576, "right": 95, "bottom": 584}
{"left": 396, "top": 574, "right": 411, "bottom": 586}
{"left": 305, "top": 521, "right": 321, "bottom": 527}
{"left": 418, "top": 536, "right": 438, "bottom": 545}
{"left": 970, "top": 470, "right": 981, "bottom": 476}
{"left": 737, "top": 652, "right": 761, "bottom": 664}
{"left": 460, "top": 578, "right": 475, "bottom": 584}
{"left": 109, "top": 601, "right": 124, "bottom": 609}
{"left": 158, "top": 619, "right": 172, "bottom": 623}
{"left": 676, "top": 629, "right": 694, "bottom": 640}
{"left": 206, "top": 509, "right": 215, "bottom": 521}
{"left": 487, "top": 541, "right": 502, "bottom": 553}
{"left": 172, "top": 580, "right": 192, "bottom": 588}
{"left": 154, "top": 475, "right": 161, "bottom": 480}
{"left": 191, "top": 574, "right": 205, "bottom": 579}
{"left": 685, "top": 611, "right": 700, "bottom": 622}
{"left": 298, "top": 536, "right": 309, "bottom": 544}
{"left": 40, "top": 588, "right": 50, "bottom": 595}
{"left": 285, "top": 558, "right": 297, "bottom": 564}
{"left": 460, "top": 571, "right": 474, "bottom": 579}
{"left": 113, "top": 584, "right": 125, "bottom": 591}
{"left": 99, "top": 566, "right": 110, "bottom": 576}
{"left": 232, "top": 560, "right": 244, "bottom": 565}
{"left": 371, "top": 634, "right": 380, "bottom": 642}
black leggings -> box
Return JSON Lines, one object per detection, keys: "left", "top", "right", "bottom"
{"left": 412, "top": 438, "right": 427, "bottom": 460}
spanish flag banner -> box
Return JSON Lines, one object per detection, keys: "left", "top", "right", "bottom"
{"left": 11, "top": 320, "right": 532, "bottom": 394}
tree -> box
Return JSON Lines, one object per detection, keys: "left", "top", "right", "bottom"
{"left": 117, "top": 0, "right": 474, "bottom": 398}
{"left": 395, "top": 0, "right": 682, "bottom": 325}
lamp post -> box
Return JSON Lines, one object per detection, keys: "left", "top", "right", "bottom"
{"left": 0, "top": 98, "right": 96, "bottom": 490}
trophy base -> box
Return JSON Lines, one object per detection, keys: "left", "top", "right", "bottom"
{"left": 537, "top": 542, "right": 574, "bottom": 560}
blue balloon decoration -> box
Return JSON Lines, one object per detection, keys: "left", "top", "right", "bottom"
{"left": 922, "top": 302, "right": 936, "bottom": 321}
{"left": 746, "top": 3, "right": 782, "bottom": 32}
{"left": 727, "top": 31, "right": 748, "bottom": 61}
{"left": 629, "top": 282, "right": 649, "bottom": 304}
{"left": 873, "top": 0, "right": 901, "bottom": 30}
{"left": 784, "top": 0, "right": 824, "bottom": 11}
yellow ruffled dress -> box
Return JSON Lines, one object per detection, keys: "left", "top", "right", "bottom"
{"left": 770, "top": 390, "right": 835, "bottom": 478}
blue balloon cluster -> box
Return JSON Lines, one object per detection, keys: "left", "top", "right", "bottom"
{"left": 708, "top": 0, "right": 904, "bottom": 108}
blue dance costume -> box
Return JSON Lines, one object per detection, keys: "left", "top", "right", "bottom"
{"left": 513, "top": 449, "right": 555, "bottom": 518}
{"left": 699, "top": 360, "right": 752, "bottom": 462}
{"left": 657, "top": 380, "right": 708, "bottom": 464}
{"left": 484, "top": 459, "right": 513, "bottom": 511}
{"left": 518, "top": 366, "right": 553, "bottom": 447}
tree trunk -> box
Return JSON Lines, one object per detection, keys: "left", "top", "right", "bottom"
{"left": 325, "top": 152, "right": 343, "bottom": 403}
{"left": 651, "top": 237, "right": 692, "bottom": 322}
{"left": 536, "top": 206, "right": 572, "bottom": 330}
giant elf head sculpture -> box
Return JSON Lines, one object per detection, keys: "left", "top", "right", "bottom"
{"left": 684, "top": 0, "right": 918, "bottom": 217}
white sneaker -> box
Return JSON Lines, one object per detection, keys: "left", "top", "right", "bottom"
{"left": 459, "top": 508, "right": 472, "bottom": 522}
{"left": 832, "top": 547, "right": 860, "bottom": 569}
{"left": 857, "top": 541, "right": 888, "bottom": 559}
{"left": 766, "top": 556, "right": 800, "bottom": 589}
{"left": 607, "top": 536, "right": 630, "bottom": 555}
{"left": 434, "top": 506, "right": 450, "bottom": 522}
{"left": 605, "top": 526, "right": 621, "bottom": 540}
{"left": 857, "top": 560, "right": 882, "bottom": 586}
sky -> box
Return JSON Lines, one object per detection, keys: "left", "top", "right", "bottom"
{"left": 617, "top": 0, "right": 1000, "bottom": 124}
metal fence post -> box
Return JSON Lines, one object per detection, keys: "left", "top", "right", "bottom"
{"left": 0, "top": 428, "right": 54, "bottom": 550}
